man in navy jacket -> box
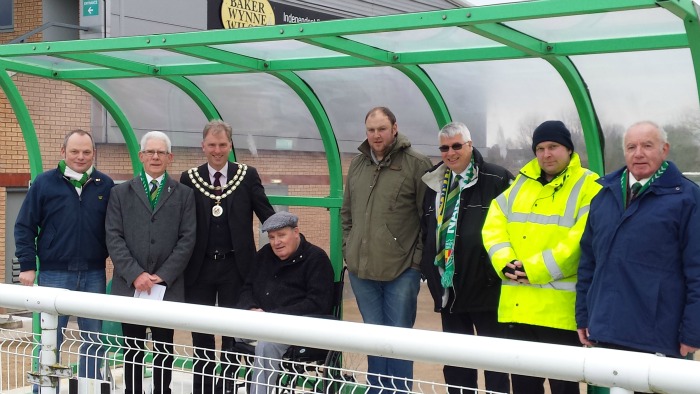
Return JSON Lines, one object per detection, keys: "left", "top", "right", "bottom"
{"left": 576, "top": 121, "right": 700, "bottom": 358}
{"left": 15, "top": 129, "right": 114, "bottom": 379}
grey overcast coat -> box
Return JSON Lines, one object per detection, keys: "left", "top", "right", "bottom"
{"left": 341, "top": 133, "right": 432, "bottom": 281}
{"left": 106, "top": 175, "right": 196, "bottom": 302}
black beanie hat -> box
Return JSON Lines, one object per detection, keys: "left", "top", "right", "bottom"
{"left": 531, "top": 120, "right": 574, "bottom": 153}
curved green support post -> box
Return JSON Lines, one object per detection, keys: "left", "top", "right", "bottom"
{"left": 658, "top": 0, "right": 700, "bottom": 134}
{"left": 161, "top": 76, "right": 237, "bottom": 162}
{"left": 270, "top": 70, "right": 344, "bottom": 278}
{"left": 0, "top": 67, "right": 44, "bottom": 373}
{"left": 395, "top": 65, "right": 452, "bottom": 129}
{"left": 70, "top": 80, "right": 141, "bottom": 175}
{"left": 546, "top": 56, "right": 604, "bottom": 175}
{"left": 0, "top": 69, "right": 43, "bottom": 177}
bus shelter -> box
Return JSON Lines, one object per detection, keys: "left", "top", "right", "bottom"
{"left": 1, "top": 0, "right": 700, "bottom": 391}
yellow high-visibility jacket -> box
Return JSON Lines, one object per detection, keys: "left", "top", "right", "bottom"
{"left": 482, "top": 153, "right": 601, "bottom": 330}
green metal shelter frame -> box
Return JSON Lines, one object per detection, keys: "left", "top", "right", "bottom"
{"left": 0, "top": 0, "right": 698, "bottom": 282}
{"left": 3, "top": 0, "right": 700, "bottom": 390}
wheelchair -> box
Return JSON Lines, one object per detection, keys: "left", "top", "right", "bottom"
{"left": 227, "top": 267, "right": 347, "bottom": 394}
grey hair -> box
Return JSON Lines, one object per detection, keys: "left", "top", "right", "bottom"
{"left": 622, "top": 121, "right": 668, "bottom": 151}
{"left": 203, "top": 119, "right": 233, "bottom": 142}
{"left": 140, "top": 131, "right": 172, "bottom": 153}
{"left": 438, "top": 122, "right": 472, "bottom": 142}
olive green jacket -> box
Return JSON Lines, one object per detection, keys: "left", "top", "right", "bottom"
{"left": 341, "top": 133, "right": 432, "bottom": 281}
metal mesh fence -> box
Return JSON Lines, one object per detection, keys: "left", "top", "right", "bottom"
{"left": 1, "top": 326, "right": 500, "bottom": 394}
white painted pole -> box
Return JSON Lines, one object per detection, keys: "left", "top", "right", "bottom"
{"left": 2, "top": 284, "right": 700, "bottom": 393}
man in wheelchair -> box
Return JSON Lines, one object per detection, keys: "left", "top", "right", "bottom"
{"left": 237, "top": 211, "right": 335, "bottom": 394}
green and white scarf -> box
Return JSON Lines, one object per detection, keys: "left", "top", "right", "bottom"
{"left": 435, "top": 158, "right": 476, "bottom": 288}
{"left": 58, "top": 160, "right": 92, "bottom": 188}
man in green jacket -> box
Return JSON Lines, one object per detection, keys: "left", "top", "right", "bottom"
{"left": 341, "top": 106, "right": 432, "bottom": 394}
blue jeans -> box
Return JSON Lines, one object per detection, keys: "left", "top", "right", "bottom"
{"left": 348, "top": 268, "right": 420, "bottom": 394}
{"left": 39, "top": 269, "right": 106, "bottom": 379}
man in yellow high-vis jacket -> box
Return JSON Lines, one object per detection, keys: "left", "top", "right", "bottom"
{"left": 482, "top": 120, "right": 601, "bottom": 394}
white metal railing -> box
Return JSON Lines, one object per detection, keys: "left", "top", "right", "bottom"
{"left": 1, "top": 283, "right": 700, "bottom": 393}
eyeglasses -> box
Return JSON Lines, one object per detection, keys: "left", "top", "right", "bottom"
{"left": 438, "top": 142, "right": 469, "bottom": 153}
{"left": 142, "top": 150, "right": 169, "bottom": 157}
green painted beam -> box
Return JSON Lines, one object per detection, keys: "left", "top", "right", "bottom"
{"left": 70, "top": 80, "right": 141, "bottom": 174}
{"left": 53, "top": 68, "right": 142, "bottom": 80}
{"left": 154, "top": 63, "right": 249, "bottom": 77}
{"left": 395, "top": 65, "right": 451, "bottom": 128}
{"left": 267, "top": 196, "right": 343, "bottom": 208}
{"left": 168, "top": 46, "right": 264, "bottom": 70}
{"left": 57, "top": 53, "right": 155, "bottom": 75}
{"left": 301, "top": 36, "right": 395, "bottom": 64}
{"left": 658, "top": 1, "right": 700, "bottom": 125}
{"left": 553, "top": 34, "right": 688, "bottom": 56}
{"left": 462, "top": 23, "right": 547, "bottom": 55}
{"left": 548, "top": 57, "right": 604, "bottom": 174}
{"left": 0, "top": 0, "right": 660, "bottom": 58}
{"left": 0, "top": 59, "right": 55, "bottom": 79}
{"left": 398, "top": 45, "right": 530, "bottom": 64}
{"left": 265, "top": 56, "right": 375, "bottom": 71}
{"left": 269, "top": 71, "right": 343, "bottom": 278}
{"left": 0, "top": 69, "right": 42, "bottom": 177}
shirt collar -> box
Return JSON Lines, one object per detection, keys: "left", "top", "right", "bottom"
{"left": 208, "top": 162, "right": 228, "bottom": 179}
{"left": 145, "top": 173, "right": 165, "bottom": 185}
{"left": 628, "top": 172, "right": 650, "bottom": 187}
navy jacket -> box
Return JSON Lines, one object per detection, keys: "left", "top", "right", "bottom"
{"left": 15, "top": 167, "right": 114, "bottom": 272}
{"left": 237, "top": 234, "right": 334, "bottom": 316}
{"left": 576, "top": 162, "right": 700, "bottom": 356}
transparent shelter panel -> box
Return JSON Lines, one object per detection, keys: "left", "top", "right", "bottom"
{"left": 506, "top": 8, "right": 683, "bottom": 43}
{"left": 213, "top": 40, "right": 345, "bottom": 60}
{"left": 345, "top": 27, "right": 502, "bottom": 53}
{"left": 189, "top": 73, "right": 322, "bottom": 156}
{"left": 424, "top": 58, "right": 577, "bottom": 174}
{"left": 297, "top": 66, "right": 439, "bottom": 161}
{"left": 5, "top": 55, "right": 91, "bottom": 70}
{"left": 95, "top": 49, "right": 215, "bottom": 66}
{"left": 572, "top": 49, "right": 700, "bottom": 175}
{"left": 91, "top": 77, "right": 208, "bottom": 148}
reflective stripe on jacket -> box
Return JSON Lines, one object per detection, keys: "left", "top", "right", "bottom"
{"left": 482, "top": 153, "right": 601, "bottom": 330}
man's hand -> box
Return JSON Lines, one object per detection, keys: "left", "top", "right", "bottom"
{"left": 133, "top": 272, "right": 155, "bottom": 294}
{"left": 250, "top": 308, "right": 264, "bottom": 312}
{"left": 19, "top": 270, "right": 36, "bottom": 286}
{"left": 577, "top": 328, "right": 592, "bottom": 347}
{"left": 680, "top": 343, "right": 698, "bottom": 357}
{"left": 149, "top": 274, "right": 163, "bottom": 284}
{"left": 504, "top": 260, "right": 530, "bottom": 284}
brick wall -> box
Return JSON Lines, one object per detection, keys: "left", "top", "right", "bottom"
{"left": 0, "top": 0, "right": 43, "bottom": 44}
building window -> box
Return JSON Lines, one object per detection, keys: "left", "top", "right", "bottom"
{"left": 0, "top": 0, "right": 13, "bottom": 31}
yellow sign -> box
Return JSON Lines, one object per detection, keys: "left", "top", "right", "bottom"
{"left": 221, "top": 0, "right": 275, "bottom": 28}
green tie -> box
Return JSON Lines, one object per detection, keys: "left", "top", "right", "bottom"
{"left": 630, "top": 182, "right": 642, "bottom": 199}
{"left": 150, "top": 179, "right": 159, "bottom": 201}
{"left": 439, "top": 175, "right": 462, "bottom": 236}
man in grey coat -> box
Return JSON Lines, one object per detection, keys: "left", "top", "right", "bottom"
{"left": 106, "top": 131, "right": 196, "bottom": 394}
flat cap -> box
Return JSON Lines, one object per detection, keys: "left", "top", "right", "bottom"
{"left": 261, "top": 211, "right": 299, "bottom": 232}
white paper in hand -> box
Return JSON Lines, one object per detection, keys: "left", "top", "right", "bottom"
{"left": 134, "top": 283, "right": 166, "bottom": 301}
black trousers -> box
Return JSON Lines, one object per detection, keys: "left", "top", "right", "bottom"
{"left": 186, "top": 256, "right": 243, "bottom": 394}
{"left": 505, "top": 323, "right": 581, "bottom": 394}
{"left": 441, "top": 309, "right": 511, "bottom": 394}
{"left": 121, "top": 323, "right": 174, "bottom": 394}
